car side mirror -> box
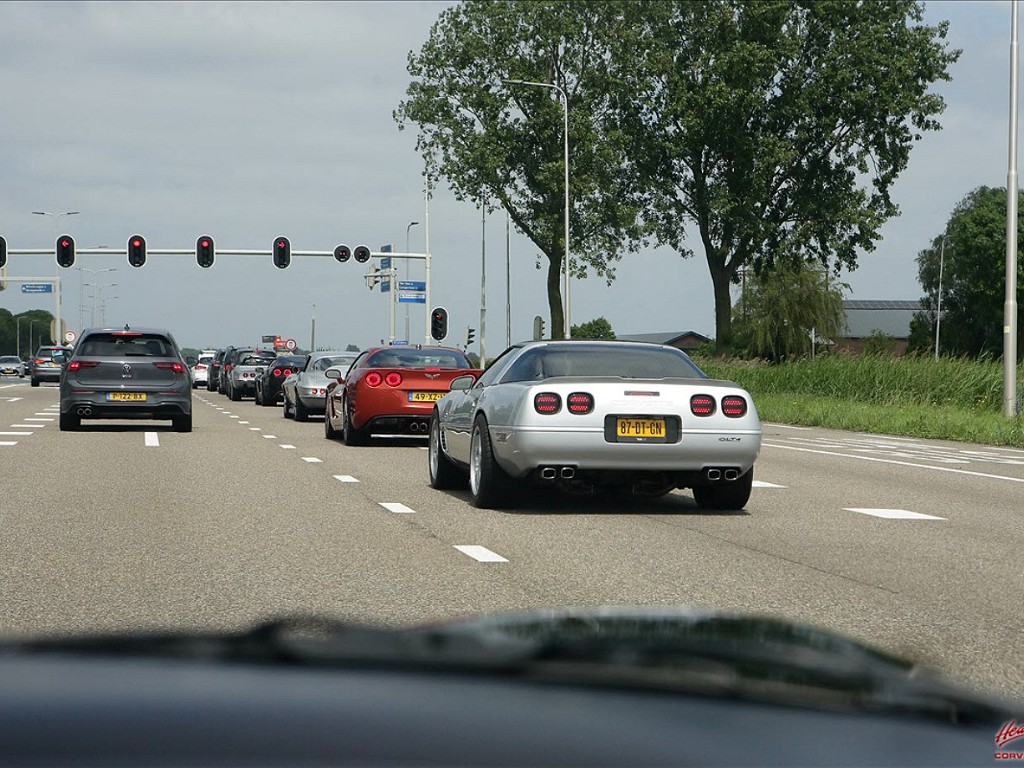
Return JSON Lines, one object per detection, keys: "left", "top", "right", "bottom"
{"left": 449, "top": 374, "right": 476, "bottom": 391}
{"left": 324, "top": 367, "right": 345, "bottom": 383}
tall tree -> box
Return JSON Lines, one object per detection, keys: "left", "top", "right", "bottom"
{"left": 614, "top": 0, "right": 958, "bottom": 351}
{"left": 910, "top": 186, "right": 1024, "bottom": 359}
{"left": 395, "top": 0, "right": 647, "bottom": 340}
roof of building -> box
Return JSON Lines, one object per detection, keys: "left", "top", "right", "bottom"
{"left": 841, "top": 300, "right": 923, "bottom": 339}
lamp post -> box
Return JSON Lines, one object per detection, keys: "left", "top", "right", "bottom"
{"left": 934, "top": 235, "right": 950, "bottom": 360}
{"left": 32, "top": 210, "right": 78, "bottom": 341}
{"left": 405, "top": 221, "right": 419, "bottom": 342}
{"left": 29, "top": 319, "right": 46, "bottom": 352}
{"left": 98, "top": 295, "right": 119, "bottom": 326}
{"left": 85, "top": 282, "right": 118, "bottom": 326}
{"left": 76, "top": 267, "right": 116, "bottom": 332}
{"left": 503, "top": 78, "right": 570, "bottom": 338}
{"left": 16, "top": 316, "right": 26, "bottom": 358}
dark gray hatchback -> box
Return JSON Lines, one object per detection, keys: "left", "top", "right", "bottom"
{"left": 59, "top": 326, "right": 193, "bottom": 432}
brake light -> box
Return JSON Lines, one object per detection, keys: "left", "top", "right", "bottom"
{"left": 690, "top": 394, "right": 715, "bottom": 416}
{"left": 67, "top": 360, "right": 99, "bottom": 372}
{"left": 33, "top": 358, "right": 45, "bottom": 365}
{"left": 721, "top": 395, "right": 747, "bottom": 417}
{"left": 282, "top": 368, "right": 292, "bottom": 376}
{"left": 273, "top": 369, "right": 283, "bottom": 377}
{"left": 566, "top": 392, "right": 593, "bottom": 414}
{"left": 196, "top": 364, "right": 207, "bottom": 370}
{"left": 153, "top": 361, "right": 186, "bottom": 374}
{"left": 112, "top": 331, "right": 142, "bottom": 337}
{"left": 384, "top": 371, "right": 403, "bottom": 387}
{"left": 365, "top": 372, "right": 383, "bottom": 387}
{"left": 533, "top": 392, "right": 561, "bottom": 414}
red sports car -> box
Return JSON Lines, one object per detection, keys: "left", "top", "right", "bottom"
{"left": 324, "top": 346, "right": 479, "bottom": 445}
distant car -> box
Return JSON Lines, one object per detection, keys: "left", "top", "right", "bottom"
{"left": 29, "top": 346, "right": 69, "bottom": 387}
{"left": 190, "top": 350, "right": 217, "bottom": 389}
{"left": 216, "top": 347, "right": 244, "bottom": 395}
{"left": 254, "top": 355, "right": 306, "bottom": 407}
{"left": 324, "top": 346, "right": 478, "bottom": 444}
{"left": 428, "top": 340, "right": 762, "bottom": 509}
{"left": 222, "top": 348, "right": 277, "bottom": 401}
{"left": 58, "top": 326, "right": 193, "bottom": 432}
{"left": 282, "top": 352, "right": 359, "bottom": 422}
{"left": 0, "top": 355, "right": 26, "bottom": 378}
{"left": 206, "top": 349, "right": 227, "bottom": 392}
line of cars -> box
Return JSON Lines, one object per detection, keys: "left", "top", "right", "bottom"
{"left": 0, "top": 346, "right": 72, "bottom": 386}
{"left": 202, "top": 339, "right": 763, "bottom": 513}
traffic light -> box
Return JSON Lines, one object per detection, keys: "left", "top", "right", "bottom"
{"left": 430, "top": 306, "right": 449, "bottom": 341}
{"left": 466, "top": 327, "right": 476, "bottom": 347}
{"left": 196, "top": 235, "right": 215, "bottom": 268}
{"left": 127, "top": 234, "right": 147, "bottom": 267}
{"left": 0, "top": 235, "right": 6, "bottom": 269}
{"left": 354, "top": 245, "right": 371, "bottom": 263}
{"left": 273, "top": 236, "right": 291, "bottom": 269}
{"left": 56, "top": 235, "right": 76, "bottom": 268}
{"left": 334, "top": 244, "right": 351, "bottom": 263}
{"left": 533, "top": 315, "right": 546, "bottom": 340}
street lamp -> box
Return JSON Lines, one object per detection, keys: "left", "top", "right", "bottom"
{"left": 76, "top": 267, "right": 116, "bottom": 331}
{"left": 29, "top": 319, "right": 46, "bottom": 352}
{"left": 16, "top": 316, "right": 26, "bottom": 358}
{"left": 503, "top": 78, "right": 570, "bottom": 338}
{"left": 934, "top": 235, "right": 951, "bottom": 360}
{"left": 84, "top": 282, "right": 118, "bottom": 326}
{"left": 98, "top": 295, "right": 119, "bottom": 326}
{"left": 405, "top": 221, "right": 419, "bottom": 342}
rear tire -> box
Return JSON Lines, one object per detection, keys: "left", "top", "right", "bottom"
{"left": 31, "top": 378, "right": 40, "bottom": 388}
{"left": 59, "top": 412, "right": 79, "bottom": 431}
{"left": 282, "top": 393, "right": 294, "bottom": 419}
{"left": 428, "top": 411, "right": 465, "bottom": 489}
{"left": 228, "top": 382, "right": 241, "bottom": 401}
{"left": 693, "top": 467, "right": 754, "bottom": 511}
{"left": 468, "top": 415, "right": 516, "bottom": 509}
{"left": 342, "top": 397, "right": 368, "bottom": 446}
{"left": 173, "top": 414, "right": 193, "bottom": 433}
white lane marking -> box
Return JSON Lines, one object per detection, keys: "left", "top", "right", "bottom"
{"left": 279, "top": 444, "right": 296, "bottom": 449}
{"left": 263, "top": 434, "right": 277, "bottom": 439}
{"left": 763, "top": 442, "right": 1024, "bottom": 485}
{"left": 379, "top": 502, "right": 416, "bottom": 514}
{"left": 0, "top": 441, "right": 17, "bottom": 446}
{"left": 419, "top": 446, "right": 429, "bottom": 451}
{"left": 33, "top": 413, "right": 54, "bottom": 416}
{"left": 11, "top": 424, "right": 39, "bottom": 428}
{"left": 229, "top": 415, "right": 240, "bottom": 419}
{"left": 0, "top": 431, "right": 33, "bottom": 436}
{"left": 249, "top": 427, "right": 261, "bottom": 431}
{"left": 454, "top": 545, "right": 509, "bottom": 563}
{"left": 334, "top": 475, "right": 359, "bottom": 483}
{"left": 753, "top": 480, "right": 785, "bottom": 489}
{"left": 302, "top": 457, "right": 322, "bottom": 463}
{"left": 24, "top": 417, "right": 53, "bottom": 422}
{"left": 144, "top": 432, "right": 160, "bottom": 447}
{"left": 7, "top": 397, "right": 23, "bottom": 401}
{"left": 238, "top": 421, "right": 250, "bottom": 424}
{"left": 845, "top": 508, "right": 945, "bottom": 521}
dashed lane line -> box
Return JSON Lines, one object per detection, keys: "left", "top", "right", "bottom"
{"left": 279, "top": 444, "right": 296, "bottom": 450}
{"left": 334, "top": 475, "right": 359, "bottom": 483}
{"left": 454, "top": 545, "right": 509, "bottom": 563}
{"left": 144, "top": 432, "right": 160, "bottom": 447}
{"left": 844, "top": 508, "right": 946, "bottom": 521}
{"left": 379, "top": 502, "right": 416, "bottom": 514}
{"left": 302, "top": 457, "right": 322, "bottom": 463}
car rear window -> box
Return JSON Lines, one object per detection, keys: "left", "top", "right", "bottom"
{"left": 312, "top": 356, "right": 357, "bottom": 373}
{"left": 502, "top": 345, "right": 708, "bottom": 382}
{"left": 366, "top": 350, "right": 470, "bottom": 369}
{"left": 77, "top": 334, "right": 174, "bottom": 357}
{"left": 239, "top": 353, "right": 276, "bottom": 366}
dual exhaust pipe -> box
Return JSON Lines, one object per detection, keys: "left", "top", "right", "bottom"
{"left": 539, "top": 466, "right": 576, "bottom": 481}
{"left": 76, "top": 406, "right": 92, "bottom": 417}
{"left": 705, "top": 467, "right": 740, "bottom": 482}
{"left": 408, "top": 421, "right": 429, "bottom": 433}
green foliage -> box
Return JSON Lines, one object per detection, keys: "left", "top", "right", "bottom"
{"left": 0, "top": 309, "right": 55, "bottom": 356}
{"left": 731, "top": 263, "right": 846, "bottom": 362}
{"left": 395, "top": 0, "right": 648, "bottom": 340}
{"left": 913, "top": 186, "right": 1024, "bottom": 359}
{"left": 862, "top": 330, "right": 898, "bottom": 357}
{"left": 613, "top": 0, "right": 959, "bottom": 350}
{"left": 570, "top": 316, "right": 615, "bottom": 340}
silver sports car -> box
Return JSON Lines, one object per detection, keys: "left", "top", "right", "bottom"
{"left": 428, "top": 340, "right": 762, "bottom": 510}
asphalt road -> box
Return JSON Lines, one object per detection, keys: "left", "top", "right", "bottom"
{"left": 1, "top": 378, "right": 1022, "bottom": 700}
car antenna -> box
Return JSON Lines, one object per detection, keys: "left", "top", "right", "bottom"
{"left": 123, "top": 324, "right": 130, "bottom": 331}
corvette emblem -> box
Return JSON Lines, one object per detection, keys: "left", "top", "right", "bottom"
{"left": 425, "top": 373, "right": 440, "bottom": 379}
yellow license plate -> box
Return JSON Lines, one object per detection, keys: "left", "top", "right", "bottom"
{"left": 616, "top": 418, "right": 666, "bottom": 440}
{"left": 409, "top": 392, "right": 444, "bottom": 402}
{"left": 107, "top": 392, "right": 147, "bottom": 402}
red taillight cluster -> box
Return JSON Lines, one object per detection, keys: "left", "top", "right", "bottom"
{"left": 365, "top": 372, "right": 384, "bottom": 387}
{"left": 384, "top": 372, "right": 403, "bottom": 387}
{"left": 690, "top": 394, "right": 715, "bottom": 416}
{"left": 721, "top": 395, "right": 747, "bottom": 417}
{"left": 533, "top": 392, "right": 561, "bottom": 414}
{"left": 67, "top": 360, "right": 100, "bottom": 372}
{"left": 153, "top": 361, "right": 186, "bottom": 374}
{"left": 566, "top": 392, "right": 594, "bottom": 414}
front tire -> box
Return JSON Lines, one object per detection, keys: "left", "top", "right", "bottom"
{"left": 324, "top": 401, "right": 341, "bottom": 440}
{"left": 428, "top": 410, "right": 465, "bottom": 489}
{"left": 468, "top": 415, "right": 516, "bottom": 509}
{"left": 693, "top": 467, "right": 754, "bottom": 511}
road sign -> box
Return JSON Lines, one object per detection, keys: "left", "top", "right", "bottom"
{"left": 398, "top": 281, "right": 426, "bottom": 291}
{"left": 262, "top": 335, "right": 276, "bottom": 343}
{"left": 380, "top": 257, "right": 391, "bottom": 269}
{"left": 398, "top": 293, "right": 426, "bottom": 304}
{"left": 285, "top": 338, "right": 297, "bottom": 351}
{"left": 21, "top": 283, "right": 53, "bottom": 293}
{"left": 390, "top": 339, "right": 408, "bottom": 345}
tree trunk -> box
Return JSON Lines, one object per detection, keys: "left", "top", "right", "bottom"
{"left": 708, "top": 258, "right": 734, "bottom": 354}
{"left": 546, "top": 253, "right": 565, "bottom": 339}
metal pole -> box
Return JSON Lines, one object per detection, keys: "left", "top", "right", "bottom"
{"left": 935, "top": 236, "right": 948, "bottom": 360}
{"left": 424, "top": 175, "right": 432, "bottom": 345}
{"left": 480, "top": 204, "right": 486, "bottom": 362}
{"left": 561, "top": 87, "right": 570, "bottom": 339}
{"left": 311, "top": 303, "right": 316, "bottom": 352}
{"left": 406, "top": 221, "right": 418, "bottom": 343}
{"left": 506, "top": 209, "right": 511, "bottom": 348}
{"left": 16, "top": 316, "right": 23, "bottom": 358}
{"left": 32, "top": 210, "right": 78, "bottom": 343}
{"left": 1006, "top": 0, "right": 1020, "bottom": 417}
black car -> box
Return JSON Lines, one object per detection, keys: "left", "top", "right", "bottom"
{"left": 206, "top": 349, "right": 228, "bottom": 392}
{"left": 255, "top": 355, "right": 307, "bottom": 407}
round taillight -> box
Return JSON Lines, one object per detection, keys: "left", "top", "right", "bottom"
{"left": 690, "top": 394, "right": 715, "bottom": 416}
{"left": 273, "top": 369, "right": 283, "bottom": 377}
{"left": 365, "top": 372, "right": 383, "bottom": 387}
{"left": 722, "top": 395, "right": 747, "bottom": 417}
{"left": 566, "top": 392, "right": 593, "bottom": 414}
{"left": 384, "top": 371, "right": 403, "bottom": 387}
{"left": 533, "top": 392, "right": 561, "bottom": 414}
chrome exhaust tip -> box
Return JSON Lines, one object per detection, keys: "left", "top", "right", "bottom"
{"left": 706, "top": 468, "right": 722, "bottom": 481}
{"left": 76, "top": 407, "right": 92, "bottom": 416}
{"left": 540, "top": 467, "right": 557, "bottom": 480}
{"left": 724, "top": 469, "right": 739, "bottom": 481}
{"left": 560, "top": 467, "right": 575, "bottom": 479}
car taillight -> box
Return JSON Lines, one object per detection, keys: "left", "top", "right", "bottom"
{"left": 566, "top": 392, "right": 593, "bottom": 414}
{"left": 196, "top": 364, "right": 207, "bottom": 370}
{"left": 384, "top": 372, "right": 403, "bottom": 387}
{"left": 153, "top": 362, "right": 186, "bottom": 374}
{"left": 365, "top": 372, "right": 383, "bottom": 387}
{"left": 721, "top": 395, "right": 747, "bottom": 417}
{"left": 33, "top": 358, "right": 45, "bottom": 365}
{"left": 67, "top": 360, "right": 99, "bottom": 372}
{"left": 224, "top": 364, "right": 233, "bottom": 372}
{"left": 534, "top": 392, "right": 561, "bottom": 414}
{"left": 273, "top": 369, "right": 283, "bottom": 377}
{"left": 690, "top": 394, "right": 715, "bottom": 416}
{"left": 282, "top": 368, "right": 292, "bottom": 376}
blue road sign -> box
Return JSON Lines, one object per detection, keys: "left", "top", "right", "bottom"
{"left": 398, "top": 281, "right": 426, "bottom": 291}
{"left": 390, "top": 339, "right": 408, "bottom": 345}
{"left": 21, "top": 283, "right": 53, "bottom": 293}
{"left": 380, "top": 256, "right": 391, "bottom": 268}
{"left": 381, "top": 278, "right": 391, "bottom": 293}
{"left": 398, "top": 293, "right": 426, "bottom": 304}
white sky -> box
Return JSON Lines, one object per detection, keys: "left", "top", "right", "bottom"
{"left": 0, "top": 0, "right": 1014, "bottom": 352}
